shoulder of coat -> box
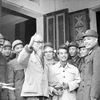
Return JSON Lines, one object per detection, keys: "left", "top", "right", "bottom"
{"left": 67, "top": 62, "right": 79, "bottom": 72}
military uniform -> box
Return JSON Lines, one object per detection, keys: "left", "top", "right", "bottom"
{"left": 68, "top": 42, "right": 81, "bottom": 68}
{"left": 0, "top": 52, "right": 8, "bottom": 100}
{"left": 76, "top": 44, "right": 87, "bottom": 100}
{"left": 82, "top": 29, "right": 100, "bottom": 100}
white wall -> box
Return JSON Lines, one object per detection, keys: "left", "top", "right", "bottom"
{"left": 6, "top": 0, "right": 100, "bottom": 13}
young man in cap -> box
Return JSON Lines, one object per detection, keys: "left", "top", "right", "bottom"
{"left": 50, "top": 44, "right": 80, "bottom": 100}
{"left": 1, "top": 39, "right": 12, "bottom": 62}
{"left": 76, "top": 43, "right": 89, "bottom": 100}
{"left": 68, "top": 42, "right": 81, "bottom": 68}
{"left": 8, "top": 39, "right": 25, "bottom": 100}
{"left": 82, "top": 29, "right": 100, "bottom": 100}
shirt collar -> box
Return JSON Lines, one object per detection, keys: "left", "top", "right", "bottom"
{"left": 58, "top": 62, "right": 71, "bottom": 69}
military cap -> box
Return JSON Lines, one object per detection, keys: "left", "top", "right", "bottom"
{"left": 3, "top": 40, "right": 11, "bottom": 48}
{"left": 68, "top": 41, "right": 78, "bottom": 48}
{"left": 12, "top": 39, "right": 23, "bottom": 49}
{"left": 0, "top": 33, "right": 4, "bottom": 39}
{"left": 75, "top": 33, "right": 84, "bottom": 41}
{"left": 58, "top": 44, "right": 68, "bottom": 51}
{"left": 83, "top": 29, "right": 98, "bottom": 38}
{"left": 44, "top": 42, "right": 53, "bottom": 48}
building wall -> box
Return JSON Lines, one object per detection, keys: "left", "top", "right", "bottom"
{"left": 6, "top": 0, "right": 100, "bottom": 13}
{"left": 3, "top": 0, "right": 100, "bottom": 39}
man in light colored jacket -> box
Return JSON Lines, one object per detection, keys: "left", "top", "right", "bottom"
{"left": 17, "top": 33, "right": 61, "bottom": 100}
{"left": 50, "top": 44, "right": 81, "bottom": 100}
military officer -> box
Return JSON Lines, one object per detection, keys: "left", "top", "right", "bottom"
{"left": 83, "top": 29, "right": 100, "bottom": 100}
{"left": 68, "top": 41, "right": 81, "bottom": 68}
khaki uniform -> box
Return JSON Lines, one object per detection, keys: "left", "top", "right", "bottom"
{"left": 50, "top": 62, "right": 81, "bottom": 100}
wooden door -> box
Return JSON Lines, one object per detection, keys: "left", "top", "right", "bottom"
{"left": 69, "top": 9, "right": 90, "bottom": 42}
{"left": 44, "top": 9, "right": 69, "bottom": 49}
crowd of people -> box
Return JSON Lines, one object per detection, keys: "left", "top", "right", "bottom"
{"left": 0, "top": 29, "right": 100, "bottom": 100}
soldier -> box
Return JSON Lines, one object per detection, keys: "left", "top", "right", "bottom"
{"left": 50, "top": 44, "right": 80, "bottom": 100}
{"left": 82, "top": 29, "right": 100, "bottom": 100}
{"left": 76, "top": 43, "right": 89, "bottom": 100}
{"left": 8, "top": 40, "right": 25, "bottom": 100}
{"left": 1, "top": 39, "right": 12, "bottom": 62}
{"left": 68, "top": 41, "right": 81, "bottom": 68}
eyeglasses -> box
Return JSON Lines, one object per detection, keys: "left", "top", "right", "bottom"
{"left": 34, "top": 41, "right": 43, "bottom": 44}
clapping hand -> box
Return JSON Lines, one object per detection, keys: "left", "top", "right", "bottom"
{"left": 63, "top": 82, "right": 69, "bottom": 90}
{"left": 53, "top": 84, "right": 63, "bottom": 96}
{"left": 53, "top": 88, "right": 63, "bottom": 96}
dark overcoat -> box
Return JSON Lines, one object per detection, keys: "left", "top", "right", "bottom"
{"left": 0, "top": 52, "right": 8, "bottom": 100}
{"left": 76, "top": 58, "right": 85, "bottom": 100}
{"left": 83, "top": 45, "right": 100, "bottom": 100}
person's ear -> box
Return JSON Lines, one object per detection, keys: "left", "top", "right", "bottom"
{"left": 95, "top": 38, "right": 98, "bottom": 44}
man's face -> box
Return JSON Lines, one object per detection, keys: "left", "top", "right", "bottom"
{"left": 2, "top": 46, "right": 11, "bottom": 57}
{"left": 58, "top": 49, "right": 68, "bottom": 62}
{"left": 33, "top": 35, "right": 43, "bottom": 51}
{"left": 79, "top": 47, "right": 88, "bottom": 57}
{"left": 44, "top": 46, "right": 54, "bottom": 60}
{"left": 14, "top": 44, "right": 23, "bottom": 55}
{"left": 69, "top": 46, "right": 77, "bottom": 57}
{"left": 84, "top": 37, "right": 97, "bottom": 49}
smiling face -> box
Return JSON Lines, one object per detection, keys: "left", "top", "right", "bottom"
{"left": 79, "top": 47, "right": 88, "bottom": 57}
{"left": 58, "top": 48, "right": 68, "bottom": 62}
{"left": 13, "top": 44, "right": 23, "bottom": 55}
{"left": 84, "top": 36, "right": 97, "bottom": 49}
{"left": 44, "top": 46, "right": 54, "bottom": 60}
{"left": 2, "top": 46, "right": 11, "bottom": 57}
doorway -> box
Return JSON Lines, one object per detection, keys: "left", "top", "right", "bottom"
{"left": 1, "top": 7, "right": 36, "bottom": 44}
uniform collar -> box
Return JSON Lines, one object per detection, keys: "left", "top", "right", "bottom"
{"left": 58, "top": 62, "right": 71, "bottom": 69}
{"left": 45, "top": 58, "right": 56, "bottom": 65}
{"left": 71, "top": 54, "right": 79, "bottom": 62}
{"left": 88, "top": 44, "right": 99, "bottom": 55}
